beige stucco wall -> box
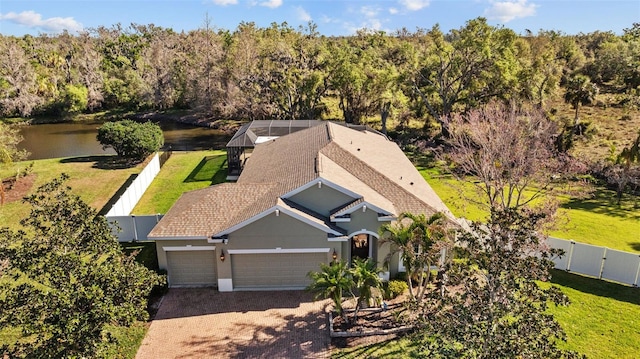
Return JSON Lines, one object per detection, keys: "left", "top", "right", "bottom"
{"left": 227, "top": 212, "right": 329, "bottom": 249}
{"left": 335, "top": 209, "right": 396, "bottom": 272}
{"left": 155, "top": 239, "right": 215, "bottom": 270}
{"left": 337, "top": 208, "right": 385, "bottom": 235}
{"left": 288, "top": 184, "right": 355, "bottom": 217}
{"left": 215, "top": 212, "right": 333, "bottom": 280}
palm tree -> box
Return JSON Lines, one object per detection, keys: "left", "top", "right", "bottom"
{"left": 564, "top": 74, "right": 598, "bottom": 126}
{"left": 351, "top": 258, "right": 383, "bottom": 321}
{"left": 379, "top": 212, "right": 451, "bottom": 301}
{"left": 306, "top": 260, "right": 353, "bottom": 322}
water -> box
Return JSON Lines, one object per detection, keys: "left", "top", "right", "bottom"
{"left": 16, "top": 121, "right": 230, "bottom": 160}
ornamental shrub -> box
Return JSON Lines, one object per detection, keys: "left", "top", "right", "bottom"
{"left": 97, "top": 120, "right": 164, "bottom": 162}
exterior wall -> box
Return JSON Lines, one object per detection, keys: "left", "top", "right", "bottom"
{"left": 155, "top": 239, "right": 214, "bottom": 270}
{"left": 337, "top": 209, "right": 395, "bottom": 279}
{"left": 337, "top": 208, "right": 384, "bottom": 236}
{"left": 216, "top": 212, "right": 333, "bottom": 290}
{"left": 288, "top": 185, "right": 355, "bottom": 217}
{"left": 227, "top": 212, "right": 329, "bottom": 249}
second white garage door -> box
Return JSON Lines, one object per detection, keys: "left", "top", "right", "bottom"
{"left": 231, "top": 252, "right": 327, "bottom": 289}
{"left": 167, "top": 250, "right": 217, "bottom": 287}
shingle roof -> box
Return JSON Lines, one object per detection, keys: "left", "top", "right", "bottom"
{"left": 148, "top": 183, "right": 280, "bottom": 239}
{"left": 150, "top": 121, "right": 455, "bottom": 239}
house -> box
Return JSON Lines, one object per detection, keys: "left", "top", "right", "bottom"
{"left": 148, "top": 121, "right": 456, "bottom": 291}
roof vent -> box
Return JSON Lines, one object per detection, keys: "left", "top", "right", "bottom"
{"left": 357, "top": 148, "right": 361, "bottom": 151}
{"left": 410, "top": 182, "right": 414, "bottom": 185}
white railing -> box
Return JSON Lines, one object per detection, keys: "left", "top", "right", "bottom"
{"left": 105, "top": 153, "right": 161, "bottom": 216}
{"left": 548, "top": 237, "right": 640, "bottom": 286}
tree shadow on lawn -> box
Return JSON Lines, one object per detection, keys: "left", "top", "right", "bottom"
{"left": 183, "top": 155, "right": 227, "bottom": 185}
{"left": 631, "top": 243, "right": 640, "bottom": 252}
{"left": 560, "top": 188, "right": 640, "bottom": 220}
{"left": 59, "top": 155, "right": 140, "bottom": 170}
{"left": 550, "top": 269, "right": 640, "bottom": 306}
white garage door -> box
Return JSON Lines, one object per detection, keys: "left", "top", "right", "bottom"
{"left": 167, "top": 250, "right": 217, "bottom": 287}
{"left": 231, "top": 252, "right": 326, "bottom": 289}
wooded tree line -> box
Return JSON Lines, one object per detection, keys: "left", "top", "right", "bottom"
{"left": 1, "top": 19, "right": 639, "bottom": 129}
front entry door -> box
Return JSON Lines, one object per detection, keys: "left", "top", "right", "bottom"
{"left": 351, "top": 233, "right": 370, "bottom": 262}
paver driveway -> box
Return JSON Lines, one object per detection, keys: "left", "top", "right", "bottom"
{"left": 135, "top": 288, "right": 331, "bottom": 359}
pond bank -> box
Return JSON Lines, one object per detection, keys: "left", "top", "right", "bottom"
{"left": 2, "top": 109, "right": 243, "bottom": 136}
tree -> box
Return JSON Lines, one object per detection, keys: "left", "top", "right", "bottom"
{"left": 350, "top": 257, "right": 383, "bottom": 315}
{"left": 0, "top": 122, "right": 30, "bottom": 204}
{"left": 0, "top": 37, "right": 43, "bottom": 117}
{"left": 416, "top": 208, "right": 581, "bottom": 358}
{"left": 306, "top": 260, "right": 353, "bottom": 322}
{"left": 0, "top": 175, "right": 164, "bottom": 358}
{"left": 411, "top": 19, "right": 520, "bottom": 136}
{"left": 307, "top": 258, "right": 384, "bottom": 324}
{"left": 329, "top": 32, "right": 401, "bottom": 125}
{"left": 603, "top": 131, "right": 640, "bottom": 204}
{"left": 564, "top": 74, "right": 598, "bottom": 125}
{"left": 443, "top": 102, "right": 568, "bottom": 212}
{"left": 97, "top": 120, "right": 164, "bottom": 162}
{"left": 379, "top": 212, "right": 451, "bottom": 301}
{"left": 252, "top": 22, "right": 330, "bottom": 121}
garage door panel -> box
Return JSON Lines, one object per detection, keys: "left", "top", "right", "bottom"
{"left": 167, "top": 251, "right": 217, "bottom": 287}
{"left": 232, "top": 253, "right": 326, "bottom": 289}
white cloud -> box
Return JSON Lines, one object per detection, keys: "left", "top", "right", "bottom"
{"left": 260, "top": 0, "right": 283, "bottom": 9}
{"left": 295, "top": 6, "right": 312, "bottom": 22}
{"left": 0, "top": 10, "right": 83, "bottom": 33}
{"left": 212, "top": 0, "right": 238, "bottom": 5}
{"left": 484, "top": 0, "right": 538, "bottom": 23}
{"left": 399, "top": 0, "right": 430, "bottom": 11}
{"left": 360, "top": 6, "right": 381, "bottom": 18}
{"left": 389, "top": 8, "right": 399, "bottom": 15}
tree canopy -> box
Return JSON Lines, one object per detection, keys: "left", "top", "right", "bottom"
{"left": 0, "top": 19, "right": 637, "bottom": 140}
{"left": 97, "top": 120, "right": 164, "bottom": 161}
{"left": 0, "top": 175, "right": 164, "bottom": 358}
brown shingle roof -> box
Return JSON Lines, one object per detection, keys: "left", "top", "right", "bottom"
{"left": 147, "top": 183, "right": 279, "bottom": 239}
{"left": 150, "top": 121, "right": 456, "bottom": 239}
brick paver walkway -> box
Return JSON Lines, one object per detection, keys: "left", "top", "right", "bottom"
{"left": 135, "top": 289, "right": 331, "bottom": 359}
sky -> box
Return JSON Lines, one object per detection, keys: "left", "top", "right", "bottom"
{"left": 0, "top": 0, "right": 638, "bottom": 37}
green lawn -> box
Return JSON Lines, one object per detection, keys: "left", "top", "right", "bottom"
{"left": 0, "top": 155, "right": 141, "bottom": 230}
{"left": 333, "top": 270, "right": 640, "bottom": 359}
{"left": 132, "top": 150, "right": 227, "bottom": 214}
{"left": 544, "top": 270, "right": 640, "bottom": 358}
{"left": 0, "top": 323, "right": 147, "bottom": 359}
{"left": 419, "top": 166, "right": 640, "bottom": 253}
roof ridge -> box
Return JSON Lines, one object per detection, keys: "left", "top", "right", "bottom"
{"left": 322, "top": 141, "right": 441, "bottom": 216}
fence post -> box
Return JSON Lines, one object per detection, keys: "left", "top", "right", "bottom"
{"left": 132, "top": 215, "right": 138, "bottom": 242}
{"left": 566, "top": 241, "right": 575, "bottom": 272}
{"left": 598, "top": 248, "right": 607, "bottom": 280}
{"left": 635, "top": 255, "right": 640, "bottom": 287}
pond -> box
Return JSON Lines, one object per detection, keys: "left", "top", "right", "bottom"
{"left": 17, "top": 121, "right": 231, "bottom": 160}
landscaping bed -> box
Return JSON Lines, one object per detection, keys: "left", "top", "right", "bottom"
{"left": 329, "top": 304, "right": 412, "bottom": 338}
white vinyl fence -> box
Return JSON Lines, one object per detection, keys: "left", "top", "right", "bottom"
{"left": 105, "top": 153, "right": 161, "bottom": 217}
{"left": 108, "top": 214, "right": 164, "bottom": 242}
{"left": 548, "top": 237, "right": 640, "bottom": 286}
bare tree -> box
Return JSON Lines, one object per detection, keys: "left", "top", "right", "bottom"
{"left": 443, "top": 102, "right": 569, "bottom": 212}
{"left": 0, "top": 37, "right": 43, "bottom": 117}
{"left": 0, "top": 122, "right": 29, "bottom": 204}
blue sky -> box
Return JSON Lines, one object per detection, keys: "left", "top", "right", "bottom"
{"left": 1, "top": 0, "right": 638, "bottom": 37}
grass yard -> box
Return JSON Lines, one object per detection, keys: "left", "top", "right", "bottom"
{"left": 543, "top": 270, "right": 640, "bottom": 358}
{"left": 0, "top": 155, "right": 141, "bottom": 230}
{"left": 132, "top": 150, "right": 227, "bottom": 214}
{"left": 419, "top": 166, "right": 640, "bottom": 253}
{"left": 332, "top": 270, "right": 640, "bottom": 359}
{"left": 0, "top": 322, "right": 147, "bottom": 359}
